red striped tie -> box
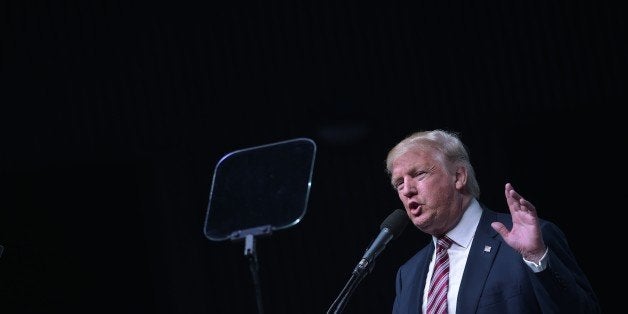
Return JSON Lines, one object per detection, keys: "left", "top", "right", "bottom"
{"left": 426, "top": 236, "right": 453, "bottom": 314}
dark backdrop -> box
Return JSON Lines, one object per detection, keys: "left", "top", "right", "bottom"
{"left": 1, "top": 1, "right": 623, "bottom": 313}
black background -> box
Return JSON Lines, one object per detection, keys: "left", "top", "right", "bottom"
{"left": 1, "top": 1, "right": 623, "bottom": 313}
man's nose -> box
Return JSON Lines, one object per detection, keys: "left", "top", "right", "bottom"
{"left": 401, "top": 181, "right": 417, "bottom": 197}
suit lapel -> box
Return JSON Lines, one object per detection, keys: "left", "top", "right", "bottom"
{"left": 456, "top": 209, "right": 501, "bottom": 314}
{"left": 412, "top": 242, "right": 434, "bottom": 313}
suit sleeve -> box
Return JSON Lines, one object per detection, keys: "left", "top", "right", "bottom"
{"left": 530, "top": 221, "right": 601, "bottom": 313}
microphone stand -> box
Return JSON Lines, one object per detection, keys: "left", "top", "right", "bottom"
{"left": 326, "top": 258, "right": 374, "bottom": 314}
{"left": 327, "top": 210, "right": 409, "bottom": 313}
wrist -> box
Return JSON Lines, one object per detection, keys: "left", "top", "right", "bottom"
{"left": 522, "top": 246, "right": 547, "bottom": 264}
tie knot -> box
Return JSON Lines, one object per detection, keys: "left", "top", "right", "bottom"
{"left": 437, "top": 236, "right": 453, "bottom": 249}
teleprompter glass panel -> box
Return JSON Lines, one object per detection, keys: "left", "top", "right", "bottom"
{"left": 204, "top": 138, "right": 316, "bottom": 241}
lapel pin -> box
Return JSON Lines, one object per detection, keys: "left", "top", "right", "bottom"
{"left": 483, "top": 245, "right": 492, "bottom": 253}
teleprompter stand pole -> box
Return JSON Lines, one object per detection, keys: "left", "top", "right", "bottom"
{"left": 231, "top": 225, "right": 272, "bottom": 314}
{"left": 245, "top": 234, "right": 263, "bottom": 314}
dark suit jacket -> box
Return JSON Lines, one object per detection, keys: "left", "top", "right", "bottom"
{"left": 392, "top": 204, "right": 600, "bottom": 313}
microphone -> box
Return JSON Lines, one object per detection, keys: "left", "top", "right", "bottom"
{"left": 354, "top": 209, "right": 409, "bottom": 273}
{"left": 326, "top": 209, "right": 410, "bottom": 314}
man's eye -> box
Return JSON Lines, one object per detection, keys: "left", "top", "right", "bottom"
{"left": 392, "top": 181, "right": 403, "bottom": 190}
{"left": 414, "top": 171, "right": 427, "bottom": 179}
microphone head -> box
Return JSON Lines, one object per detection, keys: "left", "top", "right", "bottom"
{"left": 380, "top": 209, "right": 410, "bottom": 238}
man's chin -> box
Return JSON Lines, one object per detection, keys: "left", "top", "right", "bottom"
{"left": 413, "top": 218, "right": 430, "bottom": 231}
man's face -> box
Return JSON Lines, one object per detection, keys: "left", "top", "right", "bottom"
{"left": 390, "top": 147, "right": 465, "bottom": 236}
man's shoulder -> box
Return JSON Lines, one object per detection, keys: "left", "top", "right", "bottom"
{"left": 399, "top": 241, "right": 432, "bottom": 271}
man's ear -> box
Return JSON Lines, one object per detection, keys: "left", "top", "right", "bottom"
{"left": 454, "top": 166, "right": 468, "bottom": 190}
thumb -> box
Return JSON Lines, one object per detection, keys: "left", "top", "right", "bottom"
{"left": 491, "top": 222, "right": 509, "bottom": 239}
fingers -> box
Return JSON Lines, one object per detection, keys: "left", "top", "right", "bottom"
{"left": 505, "top": 182, "right": 536, "bottom": 213}
{"left": 519, "top": 196, "right": 536, "bottom": 212}
{"left": 491, "top": 222, "right": 509, "bottom": 238}
{"left": 504, "top": 183, "right": 520, "bottom": 208}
